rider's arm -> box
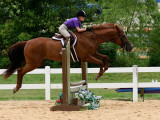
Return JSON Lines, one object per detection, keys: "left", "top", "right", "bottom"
{"left": 76, "top": 27, "right": 86, "bottom": 32}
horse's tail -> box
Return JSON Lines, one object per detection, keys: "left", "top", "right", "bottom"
{"left": 3, "top": 41, "right": 27, "bottom": 79}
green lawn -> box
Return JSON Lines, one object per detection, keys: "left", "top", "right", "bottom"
{"left": 0, "top": 72, "right": 160, "bottom": 101}
{"left": 1, "top": 72, "right": 160, "bottom": 84}
{"left": 0, "top": 89, "right": 160, "bottom": 101}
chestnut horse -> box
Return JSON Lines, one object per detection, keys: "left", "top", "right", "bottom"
{"left": 3, "top": 23, "right": 132, "bottom": 93}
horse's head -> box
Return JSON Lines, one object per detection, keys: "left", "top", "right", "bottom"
{"left": 91, "top": 23, "right": 132, "bottom": 52}
{"left": 115, "top": 25, "right": 132, "bottom": 52}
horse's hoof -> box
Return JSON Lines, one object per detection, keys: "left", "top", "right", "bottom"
{"left": 13, "top": 88, "right": 17, "bottom": 94}
{"left": 95, "top": 75, "right": 99, "bottom": 81}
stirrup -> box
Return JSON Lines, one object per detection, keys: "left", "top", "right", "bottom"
{"left": 59, "top": 50, "right": 62, "bottom": 55}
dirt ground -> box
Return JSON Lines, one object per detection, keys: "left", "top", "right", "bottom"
{"left": 0, "top": 100, "right": 160, "bottom": 120}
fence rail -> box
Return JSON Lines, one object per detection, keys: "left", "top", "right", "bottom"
{"left": 0, "top": 65, "right": 160, "bottom": 101}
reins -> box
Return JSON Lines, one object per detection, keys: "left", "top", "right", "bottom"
{"left": 91, "top": 29, "right": 109, "bottom": 42}
{"left": 90, "top": 28, "right": 126, "bottom": 53}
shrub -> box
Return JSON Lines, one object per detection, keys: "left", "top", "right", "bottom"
{"left": 148, "top": 27, "right": 160, "bottom": 66}
{"left": 0, "top": 57, "right": 10, "bottom": 68}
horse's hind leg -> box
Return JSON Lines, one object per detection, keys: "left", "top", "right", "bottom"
{"left": 13, "top": 64, "right": 39, "bottom": 94}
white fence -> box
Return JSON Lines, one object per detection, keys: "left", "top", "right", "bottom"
{"left": 0, "top": 65, "right": 160, "bottom": 102}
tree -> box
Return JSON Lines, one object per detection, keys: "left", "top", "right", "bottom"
{"left": 97, "top": 0, "right": 160, "bottom": 67}
{"left": 148, "top": 25, "right": 160, "bottom": 66}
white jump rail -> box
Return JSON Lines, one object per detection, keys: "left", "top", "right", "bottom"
{"left": 0, "top": 65, "right": 160, "bottom": 101}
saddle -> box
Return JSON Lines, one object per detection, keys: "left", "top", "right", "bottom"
{"left": 52, "top": 32, "right": 79, "bottom": 62}
{"left": 52, "top": 31, "right": 77, "bottom": 48}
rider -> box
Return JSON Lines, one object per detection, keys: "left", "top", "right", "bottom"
{"left": 59, "top": 10, "right": 92, "bottom": 48}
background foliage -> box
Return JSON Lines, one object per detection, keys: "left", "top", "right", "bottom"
{"left": 0, "top": 0, "right": 160, "bottom": 68}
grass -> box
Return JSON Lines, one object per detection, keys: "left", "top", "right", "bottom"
{"left": 0, "top": 72, "right": 160, "bottom": 101}
{"left": 0, "top": 89, "right": 159, "bottom": 101}
{"left": 1, "top": 72, "right": 160, "bottom": 84}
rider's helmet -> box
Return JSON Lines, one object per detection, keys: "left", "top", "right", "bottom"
{"left": 77, "top": 10, "right": 86, "bottom": 17}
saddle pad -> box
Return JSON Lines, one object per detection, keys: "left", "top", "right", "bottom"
{"left": 52, "top": 37, "right": 65, "bottom": 46}
{"left": 52, "top": 32, "right": 77, "bottom": 48}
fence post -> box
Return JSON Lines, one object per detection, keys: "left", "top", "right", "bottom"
{"left": 81, "top": 62, "right": 88, "bottom": 89}
{"left": 133, "top": 65, "right": 138, "bottom": 102}
{"left": 45, "top": 66, "right": 51, "bottom": 100}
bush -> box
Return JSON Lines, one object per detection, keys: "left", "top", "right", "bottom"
{"left": 0, "top": 57, "right": 10, "bottom": 68}
{"left": 115, "top": 52, "right": 138, "bottom": 67}
{"left": 42, "top": 60, "right": 62, "bottom": 68}
{"left": 148, "top": 27, "right": 160, "bottom": 66}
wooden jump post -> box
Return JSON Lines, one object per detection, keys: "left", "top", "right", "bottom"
{"left": 50, "top": 39, "right": 88, "bottom": 111}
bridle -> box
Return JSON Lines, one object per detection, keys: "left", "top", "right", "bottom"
{"left": 91, "top": 28, "right": 127, "bottom": 49}
{"left": 91, "top": 29, "right": 108, "bottom": 44}
{"left": 117, "top": 31, "right": 128, "bottom": 52}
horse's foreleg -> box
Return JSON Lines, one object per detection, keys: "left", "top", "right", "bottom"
{"left": 95, "top": 52, "right": 109, "bottom": 72}
{"left": 84, "top": 55, "right": 104, "bottom": 80}
{"left": 13, "top": 64, "right": 38, "bottom": 94}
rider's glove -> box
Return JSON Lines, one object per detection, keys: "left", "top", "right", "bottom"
{"left": 86, "top": 27, "right": 93, "bottom": 31}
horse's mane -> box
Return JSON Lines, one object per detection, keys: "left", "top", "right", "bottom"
{"left": 93, "top": 23, "right": 116, "bottom": 30}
